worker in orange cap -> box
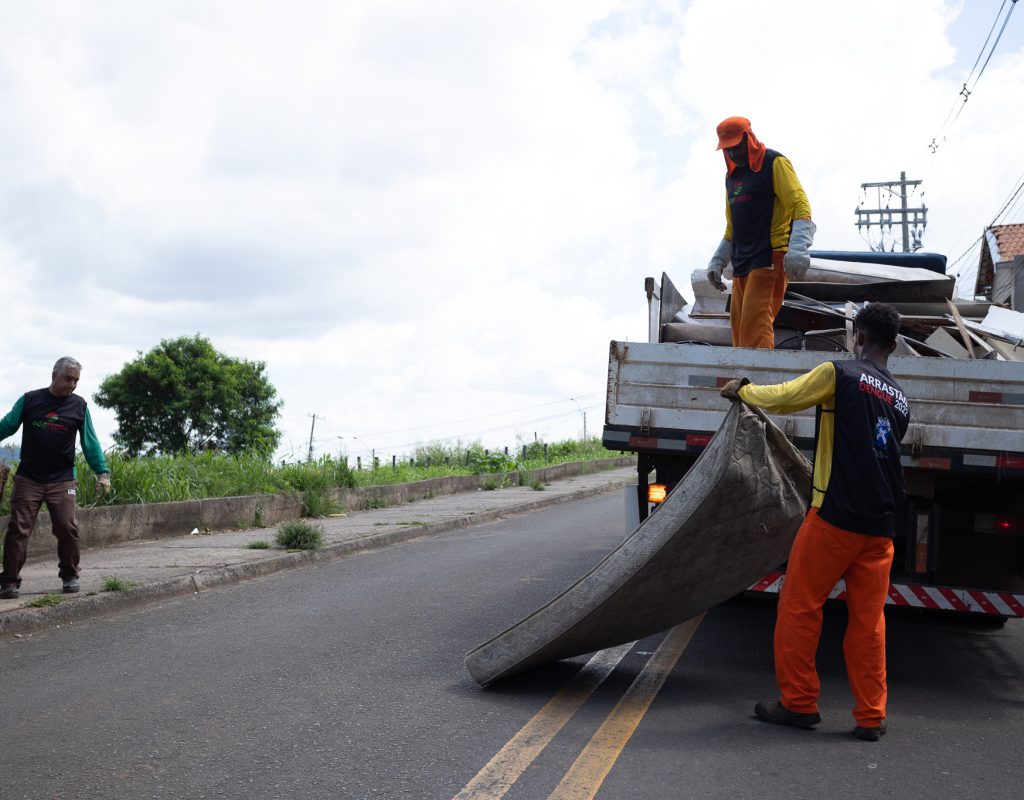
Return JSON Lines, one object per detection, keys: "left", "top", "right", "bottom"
{"left": 721, "top": 302, "right": 909, "bottom": 742}
{"left": 706, "top": 117, "right": 815, "bottom": 348}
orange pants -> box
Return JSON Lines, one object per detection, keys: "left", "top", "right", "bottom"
{"left": 774, "top": 508, "right": 894, "bottom": 727}
{"left": 730, "top": 252, "right": 788, "bottom": 348}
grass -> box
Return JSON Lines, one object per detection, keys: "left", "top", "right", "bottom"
{"left": 246, "top": 539, "right": 271, "bottom": 549}
{"left": 60, "top": 452, "right": 356, "bottom": 512}
{"left": 275, "top": 520, "right": 324, "bottom": 550}
{"left": 26, "top": 594, "right": 64, "bottom": 608}
{"left": 100, "top": 576, "right": 133, "bottom": 592}
{"left": 0, "top": 436, "right": 623, "bottom": 514}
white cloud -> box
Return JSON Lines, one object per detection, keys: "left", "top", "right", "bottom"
{"left": 0, "top": 0, "right": 1021, "bottom": 461}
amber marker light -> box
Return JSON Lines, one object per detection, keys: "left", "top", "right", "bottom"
{"left": 648, "top": 484, "right": 668, "bottom": 504}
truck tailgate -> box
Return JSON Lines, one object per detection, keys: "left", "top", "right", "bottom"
{"left": 606, "top": 341, "right": 1024, "bottom": 455}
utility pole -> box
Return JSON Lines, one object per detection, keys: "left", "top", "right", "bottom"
{"left": 307, "top": 413, "right": 321, "bottom": 462}
{"left": 854, "top": 171, "right": 927, "bottom": 252}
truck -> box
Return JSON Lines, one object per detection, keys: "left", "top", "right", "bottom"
{"left": 602, "top": 254, "right": 1024, "bottom": 620}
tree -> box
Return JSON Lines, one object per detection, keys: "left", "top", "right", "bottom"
{"left": 95, "top": 335, "right": 283, "bottom": 456}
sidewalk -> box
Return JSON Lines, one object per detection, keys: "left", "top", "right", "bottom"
{"left": 0, "top": 465, "right": 636, "bottom": 635}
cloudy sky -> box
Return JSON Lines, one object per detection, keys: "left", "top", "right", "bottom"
{"left": 1, "top": 0, "right": 1022, "bottom": 464}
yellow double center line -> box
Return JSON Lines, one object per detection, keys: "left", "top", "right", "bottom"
{"left": 452, "top": 614, "right": 704, "bottom": 800}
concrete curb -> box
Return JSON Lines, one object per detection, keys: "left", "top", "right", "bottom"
{"left": 0, "top": 473, "right": 631, "bottom": 637}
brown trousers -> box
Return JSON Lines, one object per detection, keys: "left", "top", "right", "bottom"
{"left": 730, "top": 252, "right": 789, "bottom": 349}
{"left": 0, "top": 475, "right": 80, "bottom": 587}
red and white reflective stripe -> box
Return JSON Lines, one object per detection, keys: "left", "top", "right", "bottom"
{"left": 747, "top": 571, "right": 1024, "bottom": 617}
{"left": 748, "top": 573, "right": 785, "bottom": 593}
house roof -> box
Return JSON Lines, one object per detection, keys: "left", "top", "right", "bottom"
{"left": 991, "top": 223, "right": 1024, "bottom": 263}
{"left": 975, "top": 223, "right": 1024, "bottom": 297}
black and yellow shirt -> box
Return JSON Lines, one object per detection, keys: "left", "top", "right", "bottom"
{"left": 738, "top": 360, "right": 909, "bottom": 537}
{"left": 724, "top": 149, "right": 812, "bottom": 277}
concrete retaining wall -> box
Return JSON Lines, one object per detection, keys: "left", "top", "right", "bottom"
{"left": 0, "top": 457, "right": 635, "bottom": 557}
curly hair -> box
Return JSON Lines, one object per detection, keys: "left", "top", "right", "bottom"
{"left": 854, "top": 303, "right": 901, "bottom": 346}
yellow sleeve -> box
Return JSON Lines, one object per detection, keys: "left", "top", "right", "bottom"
{"left": 739, "top": 361, "right": 836, "bottom": 508}
{"left": 738, "top": 361, "right": 835, "bottom": 414}
{"left": 769, "top": 156, "right": 812, "bottom": 250}
{"left": 724, "top": 196, "right": 732, "bottom": 242}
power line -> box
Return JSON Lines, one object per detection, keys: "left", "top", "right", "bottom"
{"left": 947, "top": 168, "right": 1024, "bottom": 297}
{"left": 372, "top": 402, "right": 604, "bottom": 453}
{"left": 910, "top": 0, "right": 1018, "bottom": 198}
{"left": 943, "top": 156, "right": 1024, "bottom": 257}
{"left": 925, "top": 0, "right": 1017, "bottom": 157}
{"left": 990, "top": 171, "right": 1024, "bottom": 226}
{"left": 355, "top": 394, "right": 601, "bottom": 439}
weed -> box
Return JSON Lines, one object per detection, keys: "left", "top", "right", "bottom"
{"left": 86, "top": 591, "right": 98, "bottom": 596}
{"left": 275, "top": 520, "right": 324, "bottom": 550}
{"left": 253, "top": 504, "right": 266, "bottom": 528}
{"left": 529, "top": 478, "right": 546, "bottom": 491}
{"left": 26, "top": 594, "right": 64, "bottom": 608}
{"left": 246, "top": 539, "right": 271, "bottom": 549}
{"left": 364, "top": 496, "right": 391, "bottom": 509}
{"left": 101, "top": 576, "right": 133, "bottom": 592}
{"left": 482, "top": 479, "right": 499, "bottom": 491}
{"left": 301, "top": 490, "right": 341, "bottom": 518}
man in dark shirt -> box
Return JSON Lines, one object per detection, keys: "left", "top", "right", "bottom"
{"left": 720, "top": 303, "right": 908, "bottom": 741}
{"left": 706, "top": 116, "right": 815, "bottom": 349}
{"left": 0, "top": 357, "right": 111, "bottom": 599}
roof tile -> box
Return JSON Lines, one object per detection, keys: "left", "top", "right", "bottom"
{"left": 992, "top": 223, "right": 1024, "bottom": 262}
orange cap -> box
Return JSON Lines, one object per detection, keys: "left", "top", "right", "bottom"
{"left": 715, "top": 116, "right": 766, "bottom": 174}
{"left": 716, "top": 116, "right": 750, "bottom": 150}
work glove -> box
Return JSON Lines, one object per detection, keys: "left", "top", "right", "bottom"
{"left": 782, "top": 218, "right": 816, "bottom": 281}
{"left": 719, "top": 377, "right": 750, "bottom": 401}
{"left": 96, "top": 473, "right": 112, "bottom": 498}
{"left": 706, "top": 238, "right": 732, "bottom": 292}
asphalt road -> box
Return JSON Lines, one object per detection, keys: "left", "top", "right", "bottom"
{"left": 2, "top": 492, "right": 1022, "bottom": 800}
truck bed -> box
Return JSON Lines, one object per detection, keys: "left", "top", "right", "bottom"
{"left": 604, "top": 341, "right": 1024, "bottom": 459}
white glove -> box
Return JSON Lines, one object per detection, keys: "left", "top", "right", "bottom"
{"left": 96, "top": 473, "right": 112, "bottom": 498}
{"left": 706, "top": 238, "right": 732, "bottom": 292}
{"left": 783, "top": 218, "right": 816, "bottom": 281}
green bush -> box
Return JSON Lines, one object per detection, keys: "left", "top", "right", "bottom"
{"left": 275, "top": 520, "right": 324, "bottom": 550}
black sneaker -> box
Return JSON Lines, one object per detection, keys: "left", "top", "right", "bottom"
{"left": 854, "top": 719, "right": 887, "bottom": 741}
{"left": 0, "top": 583, "right": 19, "bottom": 600}
{"left": 754, "top": 700, "right": 821, "bottom": 729}
{"left": 62, "top": 578, "right": 80, "bottom": 593}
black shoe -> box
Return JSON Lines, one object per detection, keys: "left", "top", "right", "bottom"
{"left": 0, "top": 583, "right": 19, "bottom": 600}
{"left": 62, "top": 578, "right": 80, "bottom": 593}
{"left": 854, "top": 719, "right": 887, "bottom": 741}
{"left": 754, "top": 700, "right": 821, "bottom": 729}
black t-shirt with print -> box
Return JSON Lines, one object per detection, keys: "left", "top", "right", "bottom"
{"left": 726, "top": 149, "right": 780, "bottom": 277}
{"left": 818, "top": 360, "right": 910, "bottom": 537}
{"left": 17, "top": 388, "right": 88, "bottom": 483}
